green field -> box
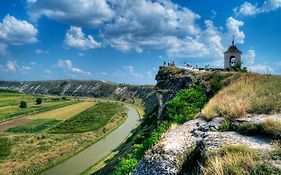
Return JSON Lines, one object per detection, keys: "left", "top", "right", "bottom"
{"left": 49, "top": 102, "right": 126, "bottom": 133}
{"left": 7, "top": 119, "right": 60, "bottom": 133}
{"left": 0, "top": 89, "right": 76, "bottom": 122}
{"left": 0, "top": 90, "right": 128, "bottom": 175}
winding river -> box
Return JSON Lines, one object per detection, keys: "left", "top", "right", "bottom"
{"left": 41, "top": 106, "right": 140, "bottom": 175}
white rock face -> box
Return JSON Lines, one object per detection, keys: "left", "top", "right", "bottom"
{"left": 133, "top": 115, "right": 277, "bottom": 175}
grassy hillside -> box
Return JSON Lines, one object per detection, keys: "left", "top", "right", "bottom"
{"left": 202, "top": 74, "right": 281, "bottom": 120}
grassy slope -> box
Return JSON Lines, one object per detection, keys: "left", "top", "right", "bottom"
{"left": 202, "top": 74, "right": 281, "bottom": 120}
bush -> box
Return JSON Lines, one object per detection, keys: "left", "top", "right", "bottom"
{"left": 218, "top": 119, "right": 232, "bottom": 132}
{"left": 36, "top": 98, "right": 42, "bottom": 105}
{"left": 19, "top": 101, "right": 27, "bottom": 108}
{"left": 115, "top": 157, "right": 139, "bottom": 175}
{"left": 166, "top": 86, "right": 208, "bottom": 124}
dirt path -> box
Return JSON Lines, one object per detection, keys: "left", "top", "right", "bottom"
{"left": 0, "top": 117, "right": 30, "bottom": 131}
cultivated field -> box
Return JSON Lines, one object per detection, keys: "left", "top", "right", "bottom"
{"left": 0, "top": 89, "right": 77, "bottom": 122}
{"left": 0, "top": 90, "right": 127, "bottom": 175}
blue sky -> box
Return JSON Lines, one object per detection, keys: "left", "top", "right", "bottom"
{"left": 0, "top": 0, "right": 280, "bottom": 84}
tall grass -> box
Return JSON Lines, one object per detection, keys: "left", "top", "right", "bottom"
{"left": 202, "top": 74, "right": 281, "bottom": 120}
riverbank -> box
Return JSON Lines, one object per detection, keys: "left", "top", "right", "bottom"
{"left": 40, "top": 105, "right": 140, "bottom": 175}
{"left": 0, "top": 101, "right": 129, "bottom": 175}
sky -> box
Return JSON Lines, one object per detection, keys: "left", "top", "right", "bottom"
{"left": 0, "top": 0, "right": 280, "bottom": 84}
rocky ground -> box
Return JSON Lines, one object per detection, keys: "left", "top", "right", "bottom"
{"left": 133, "top": 114, "right": 280, "bottom": 175}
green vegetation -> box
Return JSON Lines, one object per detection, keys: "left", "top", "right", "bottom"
{"left": 166, "top": 86, "right": 208, "bottom": 124}
{"left": 7, "top": 119, "right": 60, "bottom": 133}
{"left": 115, "top": 86, "right": 209, "bottom": 174}
{"left": 231, "top": 62, "right": 247, "bottom": 72}
{"left": 203, "top": 145, "right": 281, "bottom": 175}
{"left": 0, "top": 137, "right": 12, "bottom": 160}
{"left": 36, "top": 98, "right": 43, "bottom": 105}
{"left": 19, "top": 101, "right": 27, "bottom": 108}
{"left": 115, "top": 121, "right": 170, "bottom": 175}
{"left": 202, "top": 74, "right": 281, "bottom": 120}
{"left": 49, "top": 102, "right": 126, "bottom": 133}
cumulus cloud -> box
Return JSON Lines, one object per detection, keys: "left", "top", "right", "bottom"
{"left": 234, "top": 0, "right": 281, "bottom": 16}
{"left": 27, "top": 0, "right": 115, "bottom": 27}
{"left": 26, "top": 0, "right": 246, "bottom": 60}
{"left": 225, "top": 17, "right": 245, "bottom": 44}
{"left": 64, "top": 26, "right": 101, "bottom": 50}
{"left": 0, "top": 15, "right": 38, "bottom": 45}
{"left": 6, "top": 60, "right": 17, "bottom": 72}
{"left": 57, "top": 59, "right": 91, "bottom": 76}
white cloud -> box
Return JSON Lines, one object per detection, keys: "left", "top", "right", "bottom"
{"left": 234, "top": 0, "right": 281, "bottom": 16}
{"left": 248, "top": 64, "right": 274, "bottom": 74}
{"left": 44, "top": 69, "right": 52, "bottom": 74}
{"left": 6, "top": 60, "right": 17, "bottom": 72}
{"left": 57, "top": 59, "right": 92, "bottom": 76}
{"left": 78, "top": 53, "right": 85, "bottom": 56}
{"left": 22, "top": 65, "right": 32, "bottom": 70}
{"left": 26, "top": 0, "right": 246, "bottom": 60}
{"left": 244, "top": 49, "right": 256, "bottom": 65}
{"left": 27, "top": 0, "right": 115, "bottom": 27}
{"left": 35, "top": 49, "right": 48, "bottom": 54}
{"left": 30, "top": 61, "right": 37, "bottom": 65}
{"left": 122, "top": 65, "right": 143, "bottom": 78}
{"left": 234, "top": 2, "right": 259, "bottom": 16}
{"left": 225, "top": 17, "right": 245, "bottom": 44}
{"left": 0, "top": 15, "right": 38, "bottom": 45}
{"left": 64, "top": 26, "right": 101, "bottom": 50}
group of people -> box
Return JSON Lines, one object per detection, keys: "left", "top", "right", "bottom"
{"left": 163, "top": 61, "right": 176, "bottom": 67}
{"left": 163, "top": 60, "right": 196, "bottom": 69}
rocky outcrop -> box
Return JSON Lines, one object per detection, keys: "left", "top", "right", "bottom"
{"left": 133, "top": 116, "right": 276, "bottom": 175}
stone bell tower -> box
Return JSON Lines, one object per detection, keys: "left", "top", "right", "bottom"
{"left": 224, "top": 38, "right": 242, "bottom": 69}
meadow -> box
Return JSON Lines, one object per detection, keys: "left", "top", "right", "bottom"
{"left": 0, "top": 89, "right": 77, "bottom": 122}
{"left": 0, "top": 90, "right": 128, "bottom": 175}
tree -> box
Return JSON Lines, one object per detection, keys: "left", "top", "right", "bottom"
{"left": 19, "top": 101, "right": 27, "bottom": 108}
{"left": 36, "top": 98, "right": 42, "bottom": 105}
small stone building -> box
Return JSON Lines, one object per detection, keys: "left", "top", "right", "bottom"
{"left": 224, "top": 40, "right": 242, "bottom": 69}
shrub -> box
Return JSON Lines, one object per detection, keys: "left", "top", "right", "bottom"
{"left": 19, "top": 101, "right": 27, "bottom": 108}
{"left": 218, "top": 119, "right": 232, "bottom": 132}
{"left": 36, "top": 98, "right": 42, "bottom": 105}
{"left": 115, "top": 157, "right": 139, "bottom": 175}
{"left": 210, "top": 73, "right": 224, "bottom": 94}
{"left": 166, "top": 86, "right": 208, "bottom": 124}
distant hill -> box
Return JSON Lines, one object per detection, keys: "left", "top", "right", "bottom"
{"left": 0, "top": 79, "right": 158, "bottom": 115}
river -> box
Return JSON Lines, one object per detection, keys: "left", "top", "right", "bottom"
{"left": 41, "top": 106, "right": 140, "bottom": 175}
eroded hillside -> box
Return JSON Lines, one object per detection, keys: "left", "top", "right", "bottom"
{"left": 133, "top": 67, "right": 281, "bottom": 175}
